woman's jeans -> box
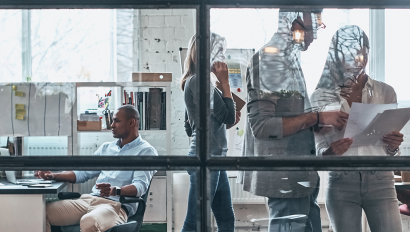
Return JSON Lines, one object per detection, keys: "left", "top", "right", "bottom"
{"left": 326, "top": 171, "right": 402, "bottom": 232}
{"left": 181, "top": 170, "right": 235, "bottom": 232}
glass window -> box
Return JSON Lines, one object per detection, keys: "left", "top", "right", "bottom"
{"left": 1, "top": 3, "right": 410, "bottom": 232}
{"left": 0, "top": 10, "right": 22, "bottom": 82}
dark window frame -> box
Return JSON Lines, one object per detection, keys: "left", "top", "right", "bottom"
{"left": 2, "top": 1, "right": 410, "bottom": 231}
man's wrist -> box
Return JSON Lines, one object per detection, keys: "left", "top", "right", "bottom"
{"left": 308, "top": 112, "right": 318, "bottom": 127}
{"left": 115, "top": 186, "right": 121, "bottom": 196}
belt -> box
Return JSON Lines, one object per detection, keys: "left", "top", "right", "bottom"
{"left": 121, "top": 204, "right": 129, "bottom": 216}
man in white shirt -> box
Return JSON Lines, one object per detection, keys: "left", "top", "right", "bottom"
{"left": 36, "top": 105, "right": 158, "bottom": 232}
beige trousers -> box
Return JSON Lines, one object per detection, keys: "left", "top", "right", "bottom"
{"left": 46, "top": 194, "right": 128, "bottom": 232}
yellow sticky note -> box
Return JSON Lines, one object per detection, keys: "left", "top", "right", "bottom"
{"left": 15, "top": 114, "right": 24, "bottom": 120}
{"left": 15, "top": 104, "right": 24, "bottom": 109}
{"left": 15, "top": 91, "right": 24, "bottom": 97}
{"left": 12, "top": 85, "right": 17, "bottom": 91}
{"left": 16, "top": 109, "right": 26, "bottom": 116}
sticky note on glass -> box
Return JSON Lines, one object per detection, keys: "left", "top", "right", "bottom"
{"left": 16, "top": 109, "right": 26, "bottom": 116}
{"left": 15, "top": 104, "right": 24, "bottom": 109}
{"left": 15, "top": 91, "right": 24, "bottom": 97}
{"left": 15, "top": 114, "right": 24, "bottom": 120}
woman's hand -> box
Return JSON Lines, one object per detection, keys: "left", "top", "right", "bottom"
{"left": 211, "top": 61, "right": 229, "bottom": 85}
{"left": 211, "top": 61, "right": 232, "bottom": 98}
{"left": 383, "top": 131, "right": 403, "bottom": 151}
{"left": 323, "top": 138, "right": 353, "bottom": 156}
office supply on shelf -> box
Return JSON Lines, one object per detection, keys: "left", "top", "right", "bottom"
{"left": 132, "top": 73, "right": 172, "bottom": 82}
{"left": 161, "top": 91, "right": 166, "bottom": 130}
{"left": 137, "top": 92, "right": 143, "bottom": 130}
{"left": 104, "top": 109, "right": 112, "bottom": 129}
{"left": 131, "top": 92, "right": 134, "bottom": 106}
{"left": 77, "top": 120, "right": 102, "bottom": 131}
{"left": 148, "top": 88, "right": 163, "bottom": 130}
{"left": 79, "top": 113, "right": 100, "bottom": 121}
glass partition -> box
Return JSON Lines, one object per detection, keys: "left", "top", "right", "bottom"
{"left": 209, "top": 8, "right": 409, "bottom": 159}
{"left": 1, "top": 3, "right": 410, "bottom": 232}
{"left": 0, "top": 8, "right": 197, "bottom": 158}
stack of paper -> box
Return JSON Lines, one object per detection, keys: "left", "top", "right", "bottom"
{"left": 343, "top": 103, "right": 410, "bottom": 147}
{"left": 79, "top": 113, "right": 100, "bottom": 121}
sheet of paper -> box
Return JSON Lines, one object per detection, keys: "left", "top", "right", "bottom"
{"left": 344, "top": 103, "right": 397, "bottom": 139}
{"left": 352, "top": 108, "right": 410, "bottom": 146}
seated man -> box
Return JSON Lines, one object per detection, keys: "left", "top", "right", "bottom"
{"left": 36, "top": 105, "right": 158, "bottom": 232}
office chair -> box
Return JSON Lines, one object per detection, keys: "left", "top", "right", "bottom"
{"left": 51, "top": 182, "right": 151, "bottom": 232}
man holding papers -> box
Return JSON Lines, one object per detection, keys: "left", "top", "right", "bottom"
{"left": 238, "top": 10, "right": 348, "bottom": 232}
{"left": 311, "top": 25, "right": 403, "bottom": 232}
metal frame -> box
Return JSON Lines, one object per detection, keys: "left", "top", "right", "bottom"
{"left": 2, "top": 1, "right": 410, "bottom": 232}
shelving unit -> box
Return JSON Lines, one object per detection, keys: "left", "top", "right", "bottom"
{"left": 72, "top": 81, "right": 172, "bottom": 157}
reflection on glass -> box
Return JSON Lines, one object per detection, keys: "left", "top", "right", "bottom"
{"left": 31, "top": 9, "right": 112, "bottom": 82}
{"left": 310, "top": 25, "right": 403, "bottom": 232}
{"left": 180, "top": 32, "right": 236, "bottom": 231}
{"left": 0, "top": 10, "right": 22, "bottom": 82}
{"left": 238, "top": 9, "right": 328, "bottom": 232}
{"left": 231, "top": 170, "right": 407, "bottom": 232}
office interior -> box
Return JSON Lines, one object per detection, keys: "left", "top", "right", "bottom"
{"left": 2, "top": 4, "right": 410, "bottom": 232}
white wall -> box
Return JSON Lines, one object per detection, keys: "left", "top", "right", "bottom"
{"left": 134, "top": 9, "right": 195, "bottom": 156}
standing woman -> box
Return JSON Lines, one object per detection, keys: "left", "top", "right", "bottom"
{"left": 180, "top": 33, "right": 239, "bottom": 232}
{"left": 311, "top": 25, "right": 403, "bottom": 232}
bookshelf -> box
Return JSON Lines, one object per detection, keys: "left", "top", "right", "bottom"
{"left": 73, "top": 80, "right": 172, "bottom": 156}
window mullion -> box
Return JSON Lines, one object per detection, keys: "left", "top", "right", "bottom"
{"left": 369, "top": 9, "right": 385, "bottom": 82}
{"left": 21, "top": 9, "right": 31, "bottom": 82}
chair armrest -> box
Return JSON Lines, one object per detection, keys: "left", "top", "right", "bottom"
{"left": 119, "top": 196, "right": 145, "bottom": 204}
{"left": 58, "top": 192, "right": 81, "bottom": 200}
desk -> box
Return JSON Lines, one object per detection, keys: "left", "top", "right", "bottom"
{"left": 0, "top": 178, "right": 67, "bottom": 232}
{"left": 395, "top": 182, "right": 410, "bottom": 190}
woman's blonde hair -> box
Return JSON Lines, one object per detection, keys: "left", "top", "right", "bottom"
{"left": 180, "top": 34, "right": 197, "bottom": 91}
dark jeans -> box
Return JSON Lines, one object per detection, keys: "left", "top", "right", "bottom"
{"left": 181, "top": 170, "right": 235, "bottom": 232}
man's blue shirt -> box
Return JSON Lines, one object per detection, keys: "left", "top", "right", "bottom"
{"left": 73, "top": 135, "right": 157, "bottom": 216}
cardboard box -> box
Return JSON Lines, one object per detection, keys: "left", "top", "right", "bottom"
{"left": 77, "top": 120, "right": 101, "bottom": 131}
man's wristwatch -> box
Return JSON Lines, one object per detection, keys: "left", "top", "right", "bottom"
{"left": 115, "top": 186, "right": 121, "bottom": 196}
{"left": 385, "top": 145, "right": 399, "bottom": 156}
